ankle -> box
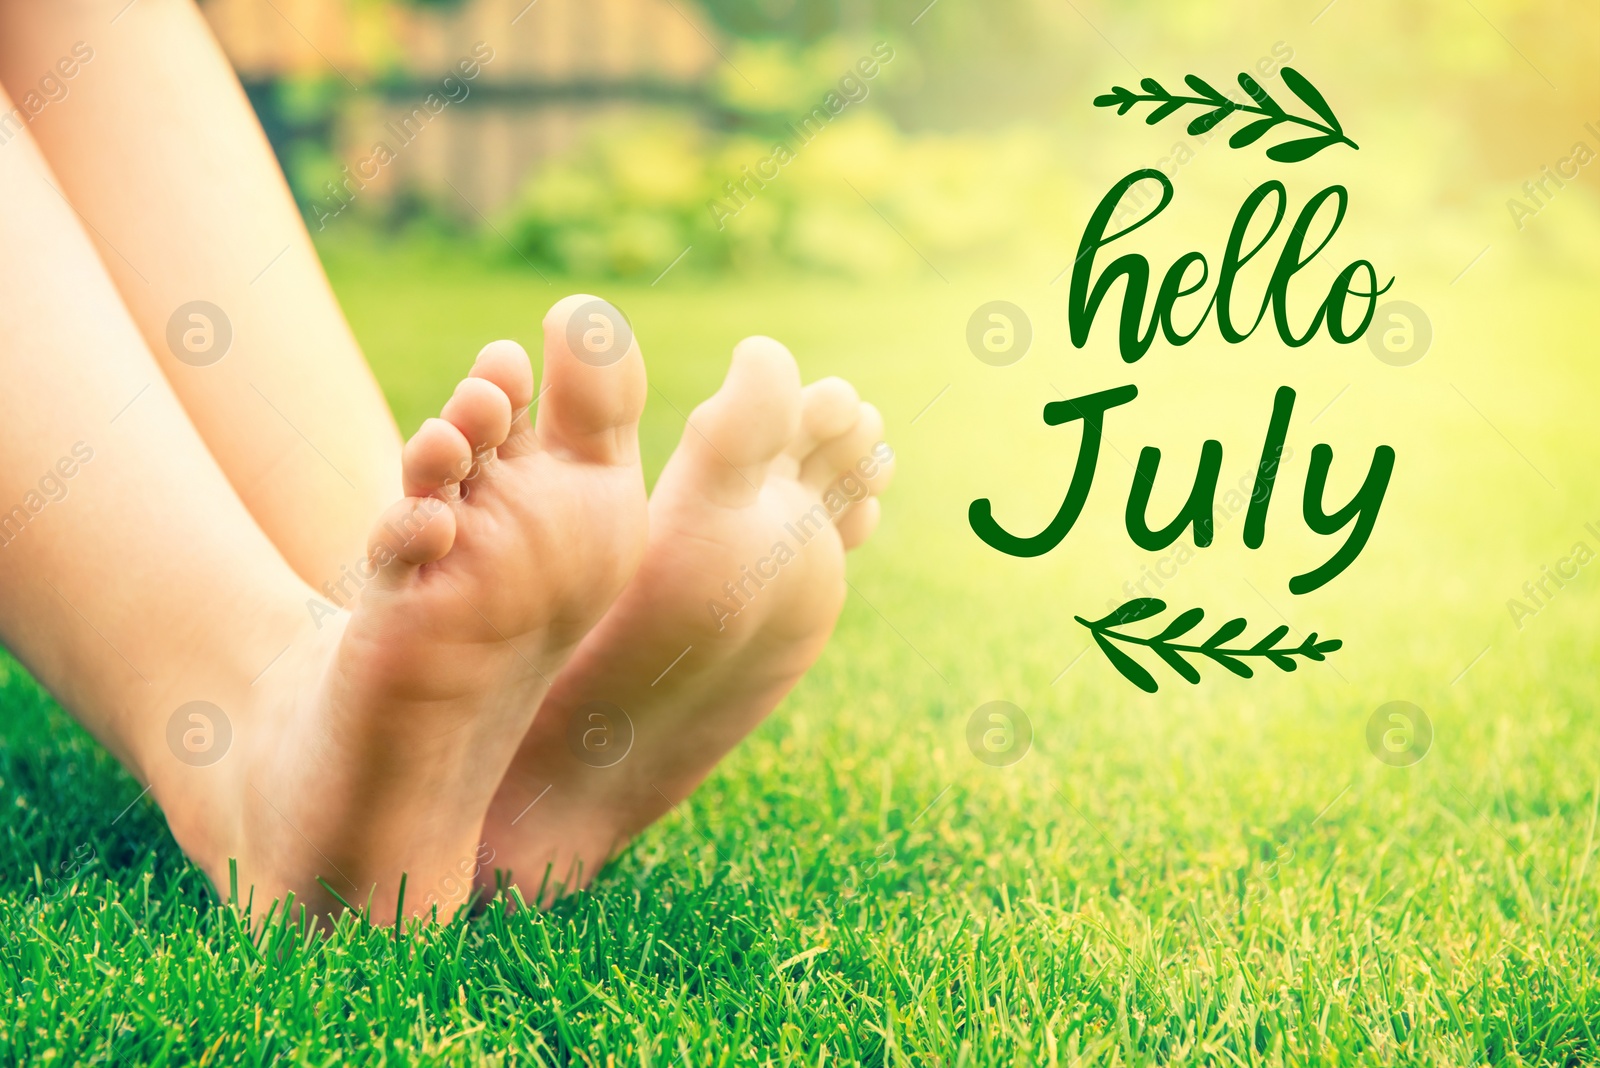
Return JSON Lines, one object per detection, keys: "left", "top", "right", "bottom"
{"left": 137, "top": 593, "right": 340, "bottom": 873}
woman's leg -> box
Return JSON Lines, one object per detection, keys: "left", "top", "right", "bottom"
{"left": 0, "top": 0, "right": 898, "bottom": 913}
{"left": 0, "top": 81, "right": 650, "bottom": 921}
{"left": 0, "top": 76, "right": 331, "bottom": 893}
{"left": 0, "top": 0, "right": 400, "bottom": 588}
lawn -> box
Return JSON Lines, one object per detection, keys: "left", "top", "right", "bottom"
{"left": 2, "top": 236, "right": 1598, "bottom": 1065}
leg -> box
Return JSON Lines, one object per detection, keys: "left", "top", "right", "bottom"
{"left": 0, "top": 0, "right": 400, "bottom": 587}
{"left": 0, "top": 92, "right": 649, "bottom": 921}
{"left": 480, "top": 338, "right": 894, "bottom": 903}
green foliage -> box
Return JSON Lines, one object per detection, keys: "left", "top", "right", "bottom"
{"left": 1077, "top": 598, "right": 1343, "bottom": 693}
{"left": 693, "top": 1, "right": 1080, "bottom": 130}
{"left": 500, "top": 111, "right": 1079, "bottom": 279}
{"left": 710, "top": 36, "right": 897, "bottom": 115}
{"left": 1094, "top": 67, "right": 1357, "bottom": 160}
{"left": 502, "top": 115, "right": 710, "bottom": 278}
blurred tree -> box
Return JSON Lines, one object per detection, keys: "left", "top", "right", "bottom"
{"left": 695, "top": 0, "right": 1085, "bottom": 130}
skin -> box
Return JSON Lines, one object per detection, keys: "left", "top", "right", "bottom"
{"left": 0, "top": 0, "right": 404, "bottom": 589}
{"left": 0, "top": 0, "right": 892, "bottom": 920}
{"left": 0, "top": 96, "right": 649, "bottom": 918}
{"left": 481, "top": 342, "right": 893, "bottom": 904}
{"left": 0, "top": 66, "right": 620, "bottom": 920}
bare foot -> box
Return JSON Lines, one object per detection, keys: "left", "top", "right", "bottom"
{"left": 153, "top": 296, "right": 647, "bottom": 922}
{"left": 480, "top": 336, "right": 893, "bottom": 902}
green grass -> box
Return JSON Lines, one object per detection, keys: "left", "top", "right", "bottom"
{"left": 3, "top": 239, "right": 1599, "bottom": 1065}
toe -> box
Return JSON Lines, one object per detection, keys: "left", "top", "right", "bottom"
{"left": 801, "top": 401, "right": 893, "bottom": 496}
{"left": 367, "top": 495, "right": 456, "bottom": 583}
{"left": 535, "top": 294, "right": 646, "bottom": 465}
{"left": 402, "top": 417, "right": 473, "bottom": 499}
{"left": 442, "top": 377, "right": 513, "bottom": 464}
{"left": 835, "top": 496, "right": 881, "bottom": 550}
{"left": 780, "top": 377, "right": 861, "bottom": 474}
{"left": 470, "top": 340, "right": 537, "bottom": 456}
{"left": 670, "top": 336, "right": 802, "bottom": 506}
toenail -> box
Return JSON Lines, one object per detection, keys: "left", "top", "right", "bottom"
{"left": 564, "top": 300, "right": 633, "bottom": 367}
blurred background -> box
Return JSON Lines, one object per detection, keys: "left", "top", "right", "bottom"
{"left": 204, "top": 0, "right": 1599, "bottom": 282}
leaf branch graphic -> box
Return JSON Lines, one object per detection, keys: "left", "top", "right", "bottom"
{"left": 1093, "top": 68, "right": 1357, "bottom": 161}
{"left": 1074, "top": 598, "right": 1343, "bottom": 693}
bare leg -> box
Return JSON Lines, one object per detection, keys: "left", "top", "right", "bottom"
{"left": 0, "top": 0, "right": 897, "bottom": 911}
{"left": 0, "top": 89, "right": 649, "bottom": 922}
{"left": 0, "top": 0, "right": 401, "bottom": 588}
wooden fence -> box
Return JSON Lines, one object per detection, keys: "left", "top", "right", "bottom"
{"left": 203, "top": 0, "right": 721, "bottom": 214}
